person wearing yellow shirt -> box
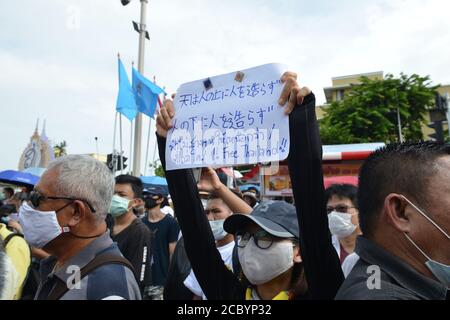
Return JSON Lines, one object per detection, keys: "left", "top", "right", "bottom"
{"left": 0, "top": 222, "right": 31, "bottom": 300}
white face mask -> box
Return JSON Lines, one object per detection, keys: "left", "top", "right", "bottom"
{"left": 18, "top": 202, "right": 70, "bottom": 249}
{"left": 238, "top": 237, "right": 294, "bottom": 285}
{"left": 328, "top": 211, "right": 357, "bottom": 238}
{"left": 209, "top": 219, "right": 228, "bottom": 241}
{"left": 402, "top": 196, "right": 450, "bottom": 288}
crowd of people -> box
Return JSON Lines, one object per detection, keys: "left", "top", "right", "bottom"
{"left": 0, "top": 72, "right": 449, "bottom": 300}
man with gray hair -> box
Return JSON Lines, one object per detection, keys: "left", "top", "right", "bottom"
{"left": 18, "top": 155, "right": 141, "bottom": 300}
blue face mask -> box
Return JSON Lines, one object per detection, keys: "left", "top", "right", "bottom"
{"left": 402, "top": 196, "right": 450, "bottom": 288}
{"left": 109, "top": 195, "right": 130, "bottom": 217}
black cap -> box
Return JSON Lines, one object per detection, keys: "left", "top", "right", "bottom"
{"left": 143, "top": 186, "right": 166, "bottom": 197}
{"left": 224, "top": 200, "right": 299, "bottom": 239}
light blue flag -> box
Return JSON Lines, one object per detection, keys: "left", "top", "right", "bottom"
{"left": 116, "top": 58, "right": 138, "bottom": 121}
{"left": 132, "top": 67, "right": 165, "bottom": 119}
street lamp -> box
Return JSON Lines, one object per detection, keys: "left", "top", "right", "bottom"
{"left": 120, "top": 0, "right": 148, "bottom": 177}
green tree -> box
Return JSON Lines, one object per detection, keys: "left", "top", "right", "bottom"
{"left": 54, "top": 141, "right": 67, "bottom": 158}
{"left": 319, "top": 73, "right": 438, "bottom": 144}
{"left": 149, "top": 160, "right": 165, "bottom": 177}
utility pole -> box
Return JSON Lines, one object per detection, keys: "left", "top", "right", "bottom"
{"left": 121, "top": 0, "right": 149, "bottom": 177}
{"left": 133, "top": 0, "right": 148, "bottom": 177}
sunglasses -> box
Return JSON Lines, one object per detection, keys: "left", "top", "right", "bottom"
{"left": 326, "top": 205, "right": 355, "bottom": 214}
{"left": 29, "top": 191, "right": 96, "bottom": 213}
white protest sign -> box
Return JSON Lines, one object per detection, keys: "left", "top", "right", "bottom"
{"left": 165, "top": 63, "right": 290, "bottom": 171}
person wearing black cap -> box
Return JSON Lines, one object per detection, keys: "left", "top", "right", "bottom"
{"left": 155, "top": 71, "right": 343, "bottom": 300}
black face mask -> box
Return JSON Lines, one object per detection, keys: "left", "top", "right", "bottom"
{"left": 145, "top": 197, "right": 160, "bottom": 209}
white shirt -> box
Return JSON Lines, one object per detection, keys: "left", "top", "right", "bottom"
{"left": 161, "top": 206, "right": 174, "bottom": 217}
{"left": 332, "top": 235, "right": 359, "bottom": 277}
{"left": 183, "top": 241, "right": 235, "bottom": 300}
{"left": 341, "top": 252, "right": 359, "bottom": 277}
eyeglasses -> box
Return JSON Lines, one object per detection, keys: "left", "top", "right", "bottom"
{"left": 236, "top": 230, "right": 295, "bottom": 250}
{"left": 326, "top": 205, "right": 355, "bottom": 214}
{"left": 29, "top": 191, "right": 96, "bottom": 213}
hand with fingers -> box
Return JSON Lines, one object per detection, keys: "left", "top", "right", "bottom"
{"left": 156, "top": 97, "right": 175, "bottom": 138}
{"left": 278, "top": 71, "right": 312, "bottom": 115}
{"left": 197, "top": 167, "right": 223, "bottom": 193}
{"left": 8, "top": 219, "right": 23, "bottom": 234}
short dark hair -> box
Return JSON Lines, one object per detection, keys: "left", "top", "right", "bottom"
{"left": 3, "top": 187, "right": 14, "bottom": 198}
{"left": 325, "top": 184, "right": 358, "bottom": 208}
{"left": 247, "top": 187, "right": 259, "bottom": 196}
{"left": 0, "top": 204, "right": 16, "bottom": 216}
{"left": 358, "top": 141, "right": 450, "bottom": 238}
{"left": 115, "top": 174, "right": 143, "bottom": 200}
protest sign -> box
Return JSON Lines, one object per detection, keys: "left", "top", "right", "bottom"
{"left": 166, "top": 63, "right": 289, "bottom": 170}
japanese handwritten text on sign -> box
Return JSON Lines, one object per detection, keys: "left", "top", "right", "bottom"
{"left": 165, "top": 63, "right": 290, "bottom": 170}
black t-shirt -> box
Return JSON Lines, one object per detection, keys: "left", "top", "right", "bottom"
{"left": 141, "top": 214, "right": 180, "bottom": 286}
{"left": 111, "top": 218, "right": 153, "bottom": 292}
{"left": 163, "top": 237, "right": 195, "bottom": 300}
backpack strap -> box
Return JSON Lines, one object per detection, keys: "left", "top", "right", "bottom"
{"left": 1, "top": 231, "right": 37, "bottom": 300}
{"left": 3, "top": 232, "right": 24, "bottom": 247}
{"left": 47, "top": 253, "right": 138, "bottom": 300}
{"left": 231, "top": 242, "right": 240, "bottom": 274}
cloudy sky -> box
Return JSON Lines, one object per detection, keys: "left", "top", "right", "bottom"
{"left": 1, "top": 0, "right": 449, "bottom": 172}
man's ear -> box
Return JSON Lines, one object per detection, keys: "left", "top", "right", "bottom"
{"left": 67, "top": 200, "right": 86, "bottom": 227}
{"left": 293, "top": 245, "right": 302, "bottom": 263}
{"left": 135, "top": 198, "right": 145, "bottom": 207}
{"left": 129, "top": 198, "right": 141, "bottom": 209}
{"left": 383, "top": 193, "right": 411, "bottom": 233}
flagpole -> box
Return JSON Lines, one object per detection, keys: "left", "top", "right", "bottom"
{"left": 132, "top": 0, "right": 148, "bottom": 177}
{"left": 112, "top": 112, "right": 118, "bottom": 176}
{"left": 129, "top": 119, "right": 134, "bottom": 174}
{"left": 144, "top": 116, "right": 151, "bottom": 176}
{"left": 119, "top": 114, "right": 124, "bottom": 174}
{"left": 152, "top": 120, "right": 158, "bottom": 163}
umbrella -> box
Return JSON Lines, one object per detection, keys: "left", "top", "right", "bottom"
{"left": 23, "top": 167, "right": 46, "bottom": 177}
{"left": 140, "top": 176, "right": 167, "bottom": 186}
{"left": 140, "top": 176, "right": 169, "bottom": 196}
{"left": 0, "top": 170, "right": 40, "bottom": 188}
{"left": 323, "top": 176, "right": 358, "bottom": 189}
